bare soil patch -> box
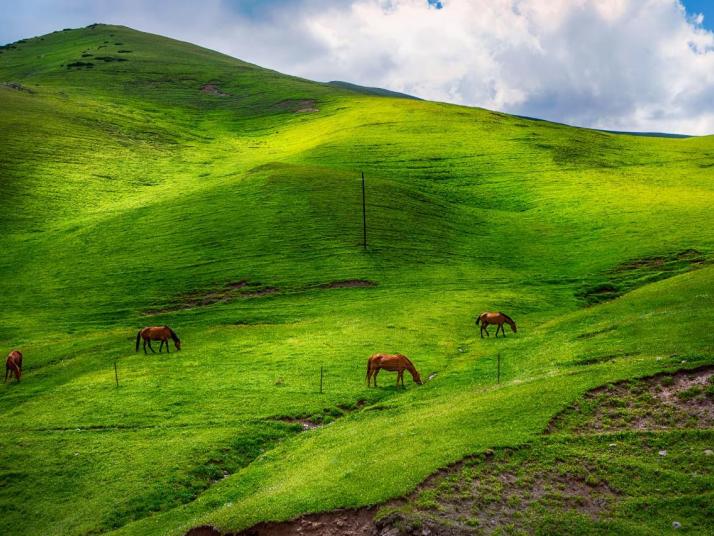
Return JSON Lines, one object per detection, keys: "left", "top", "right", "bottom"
{"left": 577, "top": 249, "right": 706, "bottom": 305}
{"left": 379, "top": 464, "right": 616, "bottom": 536}
{"left": 271, "top": 400, "right": 368, "bottom": 430}
{"left": 547, "top": 366, "right": 714, "bottom": 434}
{"left": 237, "top": 508, "right": 378, "bottom": 536}
{"left": 273, "top": 417, "right": 322, "bottom": 431}
{"left": 185, "top": 509, "right": 378, "bottom": 536}
{"left": 144, "top": 281, "right": 278, "bottom": 315}
{"left": 201, "top": 84, "right": 230, "bottom": 97}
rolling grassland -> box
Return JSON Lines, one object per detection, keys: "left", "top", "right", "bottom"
{"left": 0, "top": 24, "right": 713, "bottom": 535}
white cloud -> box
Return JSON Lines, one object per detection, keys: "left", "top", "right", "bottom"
{"left": 4, "top": 0, "right": 714, "bottom": 134}
{"left": 288, "top": 0, "right": 714, "bottom": 134}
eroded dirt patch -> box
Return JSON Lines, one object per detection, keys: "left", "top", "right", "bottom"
{"left": 548, "top": 366, "right": 714, "bottom": 434}
{"left": 201, "top": 83, "right": 230, "bottom": 97}
{"left": 144, "top": 281, "right": 278, "bottom": 315}
{"left": 271, "top": 400, "right": 368, "bottom": 430}
{"left": 379, "top": 458, "right": 616, "bottom": 535}
{"left": 577, "top": 249, "right": 707, "bottom": 305}
{"left": 273, "top": 417, "right": 322, "bottom": 431}
{"left": 237, "top": 508, "right": 378, "bottom": 536}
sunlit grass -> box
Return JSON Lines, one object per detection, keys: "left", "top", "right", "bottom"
{"left": 0, "top": 24, "right": 713, "bottom": 535}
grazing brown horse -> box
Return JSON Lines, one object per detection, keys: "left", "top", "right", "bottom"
{"left": 476, "top": 312, "right": 517, "bottom": 338}
{"left": 5, "top": 350, "right": 22, "bottom": 382}
{"left": 366, "top": 353, "right": 423, "bottom": 387}
{"left": 135, "top": 326, "right": 181, "bottom": 354}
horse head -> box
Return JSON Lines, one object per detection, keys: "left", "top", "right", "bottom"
{"left": 412, "top": 369, "right": 423, "bottom": 385}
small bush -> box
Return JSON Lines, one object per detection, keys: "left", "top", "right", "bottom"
{"left": 67, "top": 61, "right": 94, "bottom": 69}
{"left": 95, "top": 56, "right": 128, "bottom": 62}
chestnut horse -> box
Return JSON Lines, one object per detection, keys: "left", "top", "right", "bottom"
{"left": 135, "top": 326, "right": 181, "bottom": 354}
{"left": 476, "top": 312, "right": 517, "bottom": 338}
{"left": 366, "top": 353, "right": 423, "bottom": 387}
{"left": 5, "top": 350, "right": 22, "bottom": 382}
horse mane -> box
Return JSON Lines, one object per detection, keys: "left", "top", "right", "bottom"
{"left": 400, "top": 354, "right": 419, "bottom": 374}
{"left": 499, "top": 312, "right": 515, "bottom": 324}
{"left": 165, "top": 326, "right": 180, "bottom": 342}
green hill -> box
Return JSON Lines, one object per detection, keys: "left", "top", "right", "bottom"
{"left": 0, "top": 24, "right": 713, "bottom": 536}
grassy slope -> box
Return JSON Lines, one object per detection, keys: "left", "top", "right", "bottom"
{"left": 0, "top": 24, "right": 713, "bottom": 535}
{"left": 383, "top": 367, "right": 714, "bottom": 535}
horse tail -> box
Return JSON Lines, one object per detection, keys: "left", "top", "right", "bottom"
{"left": 135, "top": 330, "right": 142, "bottom": 352}
{"left": 475, "top": 315, "right": 481, "bottom": 325}
{"left": 366, "top": 358, "right": 372, "bottom": 383}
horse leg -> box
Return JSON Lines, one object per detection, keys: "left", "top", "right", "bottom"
{"left": 147, "top": 340, "right": 156, "bottom": 353}
{"left": 4, "top": 367, "right": 8, "bottom": 383}
{"left": 501, "top": 324, "right": 506, "bottom": 337}
{"left": 374, "top": 369, "right": 379, "bottom": 387}
{"left": 143, "top": 340, "right": 148, "bottom": 354}
{"left": 166, "top": 338, "right": 170, "bottom": 353}
{"left": 158, "top": 340, "right": 164, "bottom": 353}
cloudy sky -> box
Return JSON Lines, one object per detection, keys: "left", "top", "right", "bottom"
{"left": 3, "top": 1, "right": 714, "bottom": 135}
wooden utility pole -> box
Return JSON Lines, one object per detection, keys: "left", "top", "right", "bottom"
{"left": 361, "top": 171, "right": 367, "bottom": 250}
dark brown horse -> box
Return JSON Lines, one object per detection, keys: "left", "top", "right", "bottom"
{"left": 5, "top": 350, "right": 22, "bottom": 382}
{"left": 366, "top": 353, "right": 423, "bottom": 387}
{"left": 476, "top": 312, "right": 517, "bottom": 338}
{"left": 136, "top": 326, "right": 181, "bottom": 354}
